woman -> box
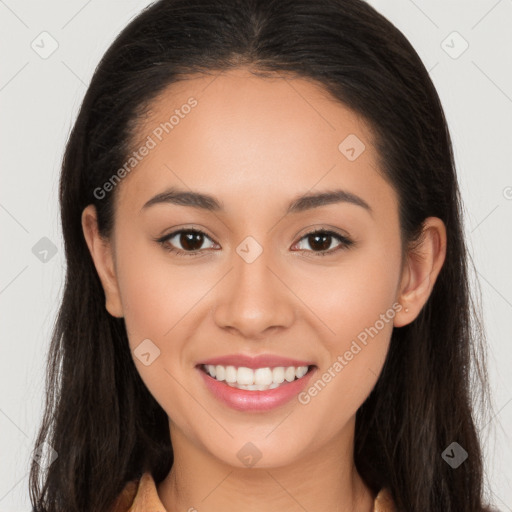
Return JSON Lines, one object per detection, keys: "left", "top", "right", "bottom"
{"left": 29, "top": 0, "right": 496, "bottom": 511}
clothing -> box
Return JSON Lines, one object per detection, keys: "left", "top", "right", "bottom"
{"left": 111, "top": 471, "right": 396, "bottom": 512}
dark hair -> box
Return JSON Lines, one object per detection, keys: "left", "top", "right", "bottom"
{"left": 29, "top": 0, "right": 496, "bottom": 511}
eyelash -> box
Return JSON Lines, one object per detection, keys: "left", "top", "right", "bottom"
{"left": 155, "top": 228, "right": 354, "bottom": 258}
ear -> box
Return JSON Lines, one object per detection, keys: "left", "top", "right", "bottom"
{"left": 393, "top": 217, "right": 447, "bottom": 328}
{"left": 81, "top": 204, "right": 124, "bottom": 318}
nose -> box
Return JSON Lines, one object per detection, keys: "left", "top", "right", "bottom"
{"left": 212, "top": 247, "right": 296, "bottom": 340}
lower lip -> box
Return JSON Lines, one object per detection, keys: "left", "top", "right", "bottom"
{"left": 197, "top": 365, "right": 317, "bottom": 412}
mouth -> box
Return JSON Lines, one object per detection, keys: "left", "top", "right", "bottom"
{"left": 197, "top": 363, "right": 317, "bottom": 391}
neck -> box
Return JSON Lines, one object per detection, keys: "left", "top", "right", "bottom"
{"left": 157, "top": 417, "right": 375, "bottom": 512}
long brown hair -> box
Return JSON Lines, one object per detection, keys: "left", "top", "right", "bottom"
{"left": 29, "top": 0, "right": 496, "bottom": 510}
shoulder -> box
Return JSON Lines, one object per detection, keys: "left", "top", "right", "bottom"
{"left": 109, "top": 478, "right": 139, "bottom": 512}
{"left": 110, "top": 472, "right": 166, "bottom": 512}
{"left": 373, "top": 486, "right": 396, "bottom": 512}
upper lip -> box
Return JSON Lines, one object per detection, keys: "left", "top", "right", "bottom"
{"left": 197, "top": 354, "right": 315, "bottom": 369}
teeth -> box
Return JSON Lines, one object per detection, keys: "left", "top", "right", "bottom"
{"left": 296, "top": 366, "right": 308, "bottom": 378}
{"left": 237, "top": 366, "right": 254, "bottom": 385}
{"left": 215, "top": 365, "right": 225, "bottom": 381}
{"left": 225, "top": 365, "right": 237, "bottom": 383}
{"left": 272, "top": 367, "right": 285, "bottom": 384}
{"left": 203, "top": 364, "right": 310, "bottom": 390}
{"left": 254, "top": 368, "right": 273, "bottom": 386}
{"left": 284, "top": 367, "right": 296, "bottom": 382}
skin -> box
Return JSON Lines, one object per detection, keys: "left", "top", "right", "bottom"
{"left": 82, "top": 68, "right": 446, "bottom": 512}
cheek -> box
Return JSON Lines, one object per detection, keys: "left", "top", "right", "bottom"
{"left": 294, "top": 239, "right": 401, "bottom": 430}
{"left": 292, "top": 233, "right": 401, "bottom": 349}
{"left": 114, "top": 231, "right": 205, "bottom": 344}
{"left": 113, "top": 236, "right": 207, "bottom": 417}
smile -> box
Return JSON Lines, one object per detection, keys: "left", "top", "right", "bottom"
{"left": 201, "top": 364, "right": 312, "bottom": 391}
{"left": 197, "top": 362, "right": 317, "bottom": 412}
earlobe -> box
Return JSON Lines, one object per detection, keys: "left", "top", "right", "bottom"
{"left": 394, "top": 217, "right": 447, "bottom": 328}
{"left": 81, "top": 205, "right": 124, "bottom": 318}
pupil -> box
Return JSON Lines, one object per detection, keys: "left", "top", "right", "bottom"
{"left": 309, "top": 233, "right": 330, "bottom": 251}
{"left": 181, "top": 231, "right": 203, "bottom": 251}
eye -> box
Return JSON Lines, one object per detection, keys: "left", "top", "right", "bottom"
{"left": 292, "top": 228, "right": 354, "bottom": 257}
{"left": 156, "top": 228, "right": 218, "bottom": 257}
{"left": 155, "top": 227, "right": 354, "bottom": 257}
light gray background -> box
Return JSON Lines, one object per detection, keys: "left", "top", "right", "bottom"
{"left": 1, "top": 0, "right": 511, "bottom": 510}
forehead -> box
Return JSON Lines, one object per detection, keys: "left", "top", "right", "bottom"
{"left": 116, "top": 68, "right": 397, "bottom": 219}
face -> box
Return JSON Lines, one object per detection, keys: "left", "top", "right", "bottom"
{"left": 84, "top": 68, "right": 416, "bottom": 469}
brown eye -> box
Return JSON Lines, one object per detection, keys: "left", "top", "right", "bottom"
{"left": 156, "top": 227, "right": 353, "bottom": 258}
{"left": 157, "top": 229, "right": 217, "bottom": 256}
{"left": 306, "top": 232, "right": 332, "bottom": 251}
{"left": 293, "top": 229, "right": 354, "bottom": 256}
{"left": 177, "top": 231, "right": 206, "bottom": 251}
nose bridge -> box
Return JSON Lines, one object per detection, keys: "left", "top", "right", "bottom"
{"left": 213, "top": 235, "right": 295, "bottom": 337}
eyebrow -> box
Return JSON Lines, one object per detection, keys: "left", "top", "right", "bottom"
{"left": 141, "top": 187, "right": 373, "bottom": 216}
